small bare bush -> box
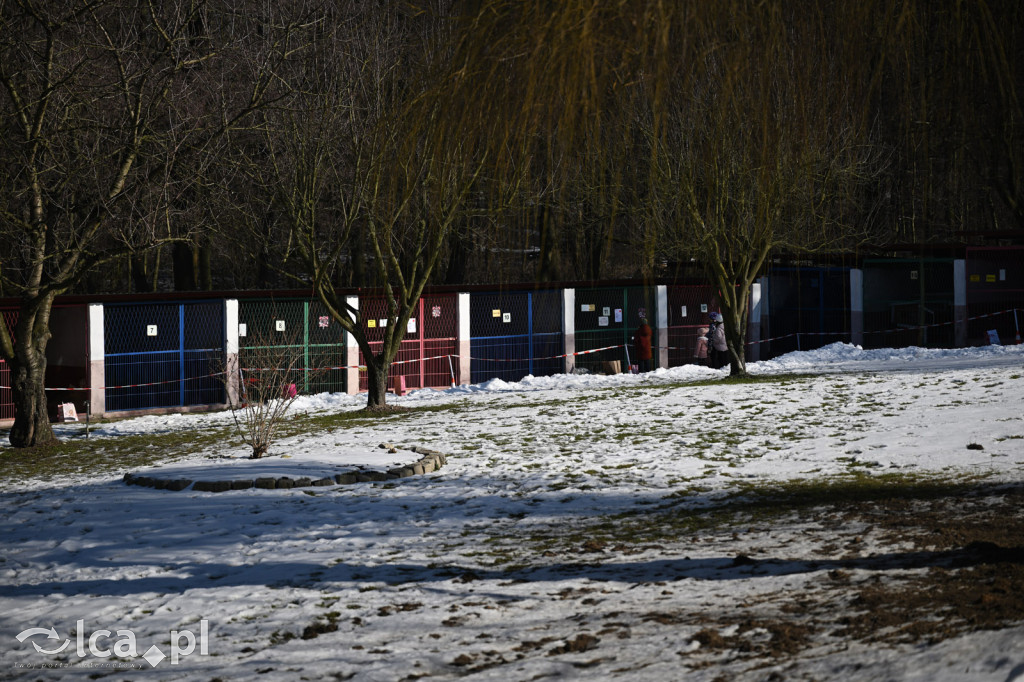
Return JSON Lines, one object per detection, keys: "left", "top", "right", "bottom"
{"left": 230, "top": 334, "right": 308, "bottom": 459}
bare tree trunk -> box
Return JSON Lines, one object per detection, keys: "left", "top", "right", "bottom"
{"left": 198, "top": 242, "right": 212, "bottom": 291}
{"left": 365, "top": 358, "right": 390, "bottom": 410}
{"left": 6, "top": 297, "right": 57, "bottom": 448}
{"left": 9, "top": 355, "right": 55, "bottom": 448}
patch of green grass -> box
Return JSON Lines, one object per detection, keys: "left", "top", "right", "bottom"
{"left": 484, "top": 472, "right": 1008, "bottom": 558}
{"left": 0, "top": 426, "right": 231, "bottom": 487}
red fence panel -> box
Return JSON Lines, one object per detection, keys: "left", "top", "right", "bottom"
{"left": 665, "top": 285, "right": 717, "bottom": 367}
{"left": 0, "top": 309, "right": 15, "bottom": 420}
{"left": 358, "top": 293, "right": 459, "bottom": 391}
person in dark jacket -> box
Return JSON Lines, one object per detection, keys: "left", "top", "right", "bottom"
{"left": 635, "top": 318, "right": 653, "bottom": 372}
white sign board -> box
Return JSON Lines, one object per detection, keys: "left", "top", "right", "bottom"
{"left": 146, "top": 325, "right": 158, "bottom": 337}
{"left": 58, "top": 403, "right": 78, "bottom": 422}
{"left": 275, "top": 320, "right": 286, "bottom": 332}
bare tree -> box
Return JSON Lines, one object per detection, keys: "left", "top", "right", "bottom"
{"left": 226, "top": 4, "right": 500, "bottom": 410}
{"left": 0, "top": 0, "right": 298, "bottom": 446}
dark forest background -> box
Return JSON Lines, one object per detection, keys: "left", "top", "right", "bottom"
{"left": 3, "top": 0, "right": 1023, "bottom": 297}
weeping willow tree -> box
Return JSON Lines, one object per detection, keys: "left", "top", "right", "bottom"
{"left": 438, "top": 0, "right": 1024, "bottom": 372}
{"left": 641, "top": 2, "right": 888, "bottom": 375}
{"left": 431, "top": 2, "right": 881, "bottom": 373}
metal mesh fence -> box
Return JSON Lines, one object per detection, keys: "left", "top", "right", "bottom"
{"left": 573, "top": 286, "right": 657, "bottom": 373}
{"left": 764, "top": 267, "right": 850, "bottom": 358}
{"left": 104, "top": 302, "right": 224, "bottom": 411}
{"left": 358, "top": 294, "right": 459, "bottom": 391}
{"left": 0, "top": 308, "right": 16, "bottom": 420}
{"left": 469, "top": 289, "right": 563, "bottom": 383}
{"left": 665, "top": 285, "right": 717, "bottom": 367}
{"left": 862, "top": 258, "right": 956, "bottom": 349}
{"left": 238, "top": 299, "right": 347, "bottom": 395}
{"left": 966, "top": 247, "right": 1024, "bottom": 345}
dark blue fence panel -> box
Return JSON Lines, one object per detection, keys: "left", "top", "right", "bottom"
{"left": 862, "top": 258, "right": 955, "bottom": 349}
{"left": 470, "top": 290, "right": 563, "bottom": 383}
{"left": 104, "top": 302, "right": 224, "bottom": 411}
{"left": 966, "top": 247, "right": 1024, "bottom": 345}
{"left": 764, "top": 267, "right": 850, "bottom": 358}
{"left": 530, "top": 289, "right": 564, "bottom": 378}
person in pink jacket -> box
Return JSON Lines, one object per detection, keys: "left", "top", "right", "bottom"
{"left": 694, "top": 326, "right": 710, "bottom": 366}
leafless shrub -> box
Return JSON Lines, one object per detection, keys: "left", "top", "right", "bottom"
{"left": 229, "top": 332, "right": 309, "bottom": 459}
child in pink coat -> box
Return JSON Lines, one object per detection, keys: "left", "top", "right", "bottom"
{"left": 694, "top": 327, "right": 710, "bottom": 365}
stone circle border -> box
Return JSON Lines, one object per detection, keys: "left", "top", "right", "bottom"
{"left": 122, "top": 445, "right": 447, "bottom": 493}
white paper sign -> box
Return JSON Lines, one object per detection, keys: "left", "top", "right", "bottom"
{"left": 598, "top": 316, "right": 609, "bottom": 327}
{"left": 502, "top": 312, "right": 511, "bottom": 323}
{"left": 59, "top": 403, "right": 78, "bottom": 422}
{"left": 614, "top": 309, "right": 622, "bottom": 323}
{"left": 700, "top": 304, "right": 708, "bottom": 313}
{"left": 146, "top": 325, "right": 158, "bottom": 337}
{"left": 603, "top": 307, "right": 611, "bottom": 317}
{"left": 407, "top": 319, "right": 417, "bottom": 334}
{"left": 275, "top": 320, "right": 286, "bottom": 332}
{"left": 379, "top": 319, "right": 388, "bottom": 327}
{"left": 238, "top": 323, "right": 247, "bottom": 337}
{"left": 681, "top": 306, "right": 687, "bottom": 318}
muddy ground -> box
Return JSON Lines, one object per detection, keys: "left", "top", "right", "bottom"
{"left": 628, "top": 481, "right": 1024, "bottom": 678}
{"left": 440, "top": 480, "right": 1024, "bottom": 680}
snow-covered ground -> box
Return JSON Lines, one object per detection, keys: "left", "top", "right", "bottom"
{"left": 1, "top": 343, "right": 1023, "bottom": 681}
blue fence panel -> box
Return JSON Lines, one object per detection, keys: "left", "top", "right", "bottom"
{"left": 862, "top": 258, "right": 955, "bottom": 349}
{"left": 966, "top": 247, "right": 1024, "bottom": 345}
{"left": 104, "top": 302, "right": 224, "bottom": 411}
{"left": 764, "top": 267, "right": 850, "bottom": 358}
{"left": 470, "top": 290, "right": 563, "bottom": 383}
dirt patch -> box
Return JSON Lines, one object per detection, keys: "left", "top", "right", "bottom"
{"left": 745, "top": 485, "right": 1024, "bottom": 654}
{"left": 645, "top": 483, "right": 1023, "bottom": 669}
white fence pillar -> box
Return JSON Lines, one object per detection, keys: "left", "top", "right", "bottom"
{"left": 850, "top": 269, "right": 864, "bottom": 347}
{"left": 747, "top": 282, "right": 762, "bottom": 362}
{"left": 87, "top": 304, "right": 105, "bottom": 418}
{"left": 758, "top": 276, "right": 770, "bottom": 356}
{"left": 954, "top": 259, "right": 967, "bottom": 347}
{"left": 656, "top": 285, "right": 669, "bottom": 369}
{"left": 458, "top": 292, "right": 471, "bottom": 385}
{"left": 224, "top": 299, "right": 239, "bottom": 406}
{"left": 345, "top": 295, "right": 360, "bottom": 394}
{"left": 563, "top": 288, "right": 576, "bottom": 374}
